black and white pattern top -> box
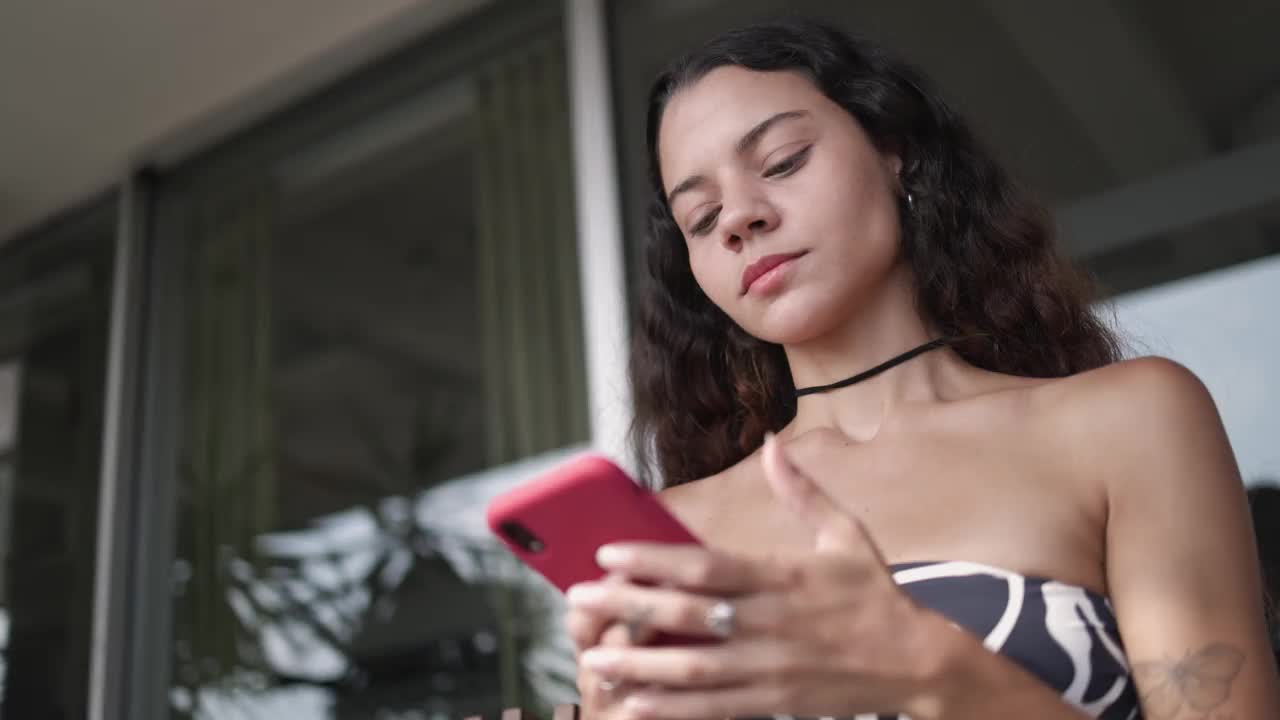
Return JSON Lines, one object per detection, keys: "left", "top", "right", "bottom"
{"left": 768, "top": 560, "right": 1141, "bottom": 720}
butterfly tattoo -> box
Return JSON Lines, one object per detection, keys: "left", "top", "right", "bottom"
{"left": 1132, "top": 642, "right": 1245, "bottom": 718}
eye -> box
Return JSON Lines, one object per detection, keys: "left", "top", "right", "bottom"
{"left": 689, "top": 207, "right": 720, "bottom": 236}
{"left": 763, "top": 145, "right": 812, "bottom": 178}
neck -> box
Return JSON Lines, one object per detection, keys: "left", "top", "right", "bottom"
{"left": 782, "top": 268, "right": 966, "bottom": 442}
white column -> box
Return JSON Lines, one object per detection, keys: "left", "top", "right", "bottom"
{"left": 565, "top": 0, "right": 633, "bottom": 467}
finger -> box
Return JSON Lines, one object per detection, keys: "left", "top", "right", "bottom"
{"left": 577, "top": 660, "right": 629, "bottom": 711}
{"left": 566, "top": 606, "right": 611, "bottom": 652}
{"left": 761, "top": 432, "right": 874, "bottom": 556}
{"left": 603, "top": 620, "right": 660, "bottom": 652}
{"left": 583, "top": 625, "right": 654, "bottom": 713}
{"left": 599, "top": 622, "right": 633, "bottom": 647}
{"left": 621, "top": 684, "right": 798, "bottom": 720}
{"left": 568, "top": 581, "right": 776, "bottom": 641}
{"left": 578, "top": 625, "right": 633, "bottom": 710}
{"left": 579, "top": 640, "right": 780, "bottom": 688}
{"left": 566, "top": 574, "right": 633, "bottom": 651}
{"left": 594, "top": 543, "right": 790, "bottom": 593}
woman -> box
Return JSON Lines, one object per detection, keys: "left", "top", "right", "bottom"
{"left": 563, "top": 18, "right": 1280, "bottom": 719}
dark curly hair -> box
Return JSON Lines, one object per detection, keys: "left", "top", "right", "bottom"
{"left": 630, "top": 18, "right": 1122, "bottom": 488}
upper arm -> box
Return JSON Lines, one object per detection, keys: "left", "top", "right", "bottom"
{"left": 1085, "top": 357, "right": 1280, "bottom": 717}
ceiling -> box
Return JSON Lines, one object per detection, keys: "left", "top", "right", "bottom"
{"left": 0, "top": 0, "right": 486, "bottom": 241}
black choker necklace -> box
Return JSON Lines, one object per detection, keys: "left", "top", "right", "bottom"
{"left": 793, "top": 337, "right": 955, "bottom": 398}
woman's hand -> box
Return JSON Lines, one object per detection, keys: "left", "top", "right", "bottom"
{"left": 568, "top": 574, "right": 656, "bottom": 718}
{"left": 572, "top": 622, "right": 639, "bottom": 718}
{"left": 564, "top": 434, "right": 960, "bottom": 719}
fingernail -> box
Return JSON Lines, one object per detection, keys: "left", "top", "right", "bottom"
{"left": 624, "top": 695, "right": 654, "bottom": 712}
{"left": 596, "top": 544, "right": 628, "bottom": 568}
{"left": 566, "top": 583, "right": 605, "bottom": 605}
{"left": 581, "top": 648, "right": 620, "bottom": 670}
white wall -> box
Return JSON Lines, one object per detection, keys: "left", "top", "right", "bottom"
{"left": 1113, "top": 253, "right": 1280, "bottom": 486}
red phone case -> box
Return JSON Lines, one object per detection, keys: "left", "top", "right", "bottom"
{"left": 486, "top": 453, "right": 702, "bottom": 593}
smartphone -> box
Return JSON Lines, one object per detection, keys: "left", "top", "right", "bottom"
{"left": 486, "top": 453, "right": 703, "bottom": 593}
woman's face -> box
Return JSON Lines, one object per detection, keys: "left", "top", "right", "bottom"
{"left": 657, "top": 67, "right": 905, "bottom": 345}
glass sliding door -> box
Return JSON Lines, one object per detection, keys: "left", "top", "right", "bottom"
{"left": 144, "top": 3, "right": 587, "bottom": 718}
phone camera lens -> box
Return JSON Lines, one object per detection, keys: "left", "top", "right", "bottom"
{"left": 499, "top": 521, "right": 546, "bottom": 553}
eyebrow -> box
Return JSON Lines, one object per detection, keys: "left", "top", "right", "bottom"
{"left": 665, "top": 109, "right": 810, "bottom": 206}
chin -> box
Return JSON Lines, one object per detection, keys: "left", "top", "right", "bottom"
{"left": 736, "top": 291, "right": 847, "bottom": 346}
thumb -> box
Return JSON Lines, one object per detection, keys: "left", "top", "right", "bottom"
{"left": 761, "top": 432, "right": 874, "bottom": 556}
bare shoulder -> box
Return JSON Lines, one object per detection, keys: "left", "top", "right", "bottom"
{"left": 1028, "top": 356, "right": 1237, "bottom": 493}
{"left": 1033, "top": 356, "right": 1219, "bottom": 437}
{"left": 908, "top": 359, "right": 1206, "bottom": 451}
{"left": 656, "top": 475, "right": 707, "bottom": 518}
{"left": 656, "top": 460, "right": 748, "bottom": 538}
{"left": 1043, "top": 355, "right": 1212, "bottom": 406}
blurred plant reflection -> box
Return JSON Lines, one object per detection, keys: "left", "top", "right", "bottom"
{"left": 170, "top": 446, "right": 583, "bottom": 719}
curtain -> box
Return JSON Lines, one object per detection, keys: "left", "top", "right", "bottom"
{"left": 178, "top": 182, "right": 277, "bottom": 688}
{"left": 473, "top": 32, "right": 590, "bottom": 466}
{"left": 469, "top": 30, "right": 591, "bottom": 711}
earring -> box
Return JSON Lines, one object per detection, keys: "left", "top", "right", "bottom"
{"left": 906, "top": 192, "right": 915, "bottom": 209}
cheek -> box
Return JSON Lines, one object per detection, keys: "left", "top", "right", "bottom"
{"left": 807, "top": 175, "right": 901, "bottom": 271}
{"left": 800, "top": 140, "right": 898, "bottom": 222}
{"left": 824, "top": 172, "right": 888, "bottom": 225}
{"left": 687, "top": 244, "right": 735, "bottom": 306}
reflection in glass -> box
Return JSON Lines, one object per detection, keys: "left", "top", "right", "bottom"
{"left": 0, "top": 228, "right": 113, "bottom": 720}
{"left": 167, "top": 29, "right": 587, "bottom": 719}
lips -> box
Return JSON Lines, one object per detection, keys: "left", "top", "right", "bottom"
{"left": 741, "top": 251, "right": 807, "bottom": 294}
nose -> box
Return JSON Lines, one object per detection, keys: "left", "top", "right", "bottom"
{"left": 717, "top": 193, "right": 780, "bottom": 251}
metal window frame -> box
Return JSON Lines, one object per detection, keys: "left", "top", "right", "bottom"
{"left": 87, "top": 172, "right": 151, "bottom": 720}
{"left": 85, "top": 166, "right": 194, "bottom": 720}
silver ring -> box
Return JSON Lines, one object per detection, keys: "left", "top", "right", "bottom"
{"left": 598, "top": 678, "right": 620, "bottom": 693}
{"left": 704, "top": 600, "right": 736, "bottom": 638}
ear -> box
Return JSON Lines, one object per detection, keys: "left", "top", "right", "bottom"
{"left": 884, "top": 152, "right": 904, "bottom": 183}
